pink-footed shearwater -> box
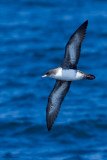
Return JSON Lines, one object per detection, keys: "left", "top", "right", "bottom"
{"left": 42, "top": 20, "right": 95, "bottom": 131}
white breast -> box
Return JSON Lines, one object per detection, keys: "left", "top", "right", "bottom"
{"left": 53, "top": 68, "right": 76, "bottom": 81}
{"left": 52, "top": 68, "right": 84, "bottom": 81}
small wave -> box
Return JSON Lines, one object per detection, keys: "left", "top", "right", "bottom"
{"left": 22, "top": 0, "right": 58, "bottom": 7}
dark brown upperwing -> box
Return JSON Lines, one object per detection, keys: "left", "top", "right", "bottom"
{"left": 61, "top": 20, "right": 88, "bottom": 69}
{"left": 46, "top": 80, "right": 71, "bottom": 131}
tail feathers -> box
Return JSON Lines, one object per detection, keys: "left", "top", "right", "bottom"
{"left": 86, "top": 74, "right": 95, "bottom": 80}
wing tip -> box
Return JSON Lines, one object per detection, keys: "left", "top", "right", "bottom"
{"left": 46, "top": 113, "right": 54, "bottom": 131}
{"left": 81, "top": 20, "right": 88, "bottom": 30}
{"left": 47, "top": 126, "right": 52, "bottom": 131}
{"left": 84, "top": 20, "right": 88, "bottom": 25}
{"left": 83, "top": 20, "right": 88, "bottom": 30}
{"left": 47, "top": 120, "right": 53, "bottom": 131}
{"left": 79, "top": 20, "right": 88, "bottom": 41}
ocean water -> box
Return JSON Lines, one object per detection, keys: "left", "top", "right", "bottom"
{"left": 0, "top": 0, "right": 107, "bottom": 159}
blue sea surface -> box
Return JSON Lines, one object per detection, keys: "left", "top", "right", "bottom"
{"left": 0, "top": 0, "right": 107, "bottom": 159}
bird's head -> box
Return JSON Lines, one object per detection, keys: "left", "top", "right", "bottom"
{"left": 41, "top": 69, "right": 57, "bottom": 78}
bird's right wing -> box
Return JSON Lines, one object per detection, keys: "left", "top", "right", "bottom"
{"left": 61, "top": 20, "right": 88, "bottom": 69}
{"left": 46, "top": 80, "right": 71, "bottom": 131}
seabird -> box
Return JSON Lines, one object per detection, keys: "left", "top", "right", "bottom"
{"left": 42, "top": 20, "right": 95, "bottom": 131}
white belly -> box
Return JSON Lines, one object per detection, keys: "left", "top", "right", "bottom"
{"left": 53, "top": 68, "right": 84, "bottom": 81}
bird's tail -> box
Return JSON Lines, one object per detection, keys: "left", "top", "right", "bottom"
{"left": 85, "top": 74, "right": 95, "bottom": 80}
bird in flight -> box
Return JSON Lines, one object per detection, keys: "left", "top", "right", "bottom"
{"left": 42, "top": 20, "right": 95, "bottom": 131}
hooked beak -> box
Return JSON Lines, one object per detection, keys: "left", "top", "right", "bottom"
{"left": 41, "top": 74, "right": 47, "bottom": 78}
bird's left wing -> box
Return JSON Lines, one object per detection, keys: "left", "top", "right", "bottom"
{"left": 61, "top": 20, "right": 88, "bottom": 69}
{"left": 46, "top": 80, "right": 71, "bottom": 131}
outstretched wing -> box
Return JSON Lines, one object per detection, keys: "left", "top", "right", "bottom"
{"left": 61, "top": 20, "right": 88, "bottom": 69}
{"left": 46, "top": 80, "right": 71, "bottom": 131}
